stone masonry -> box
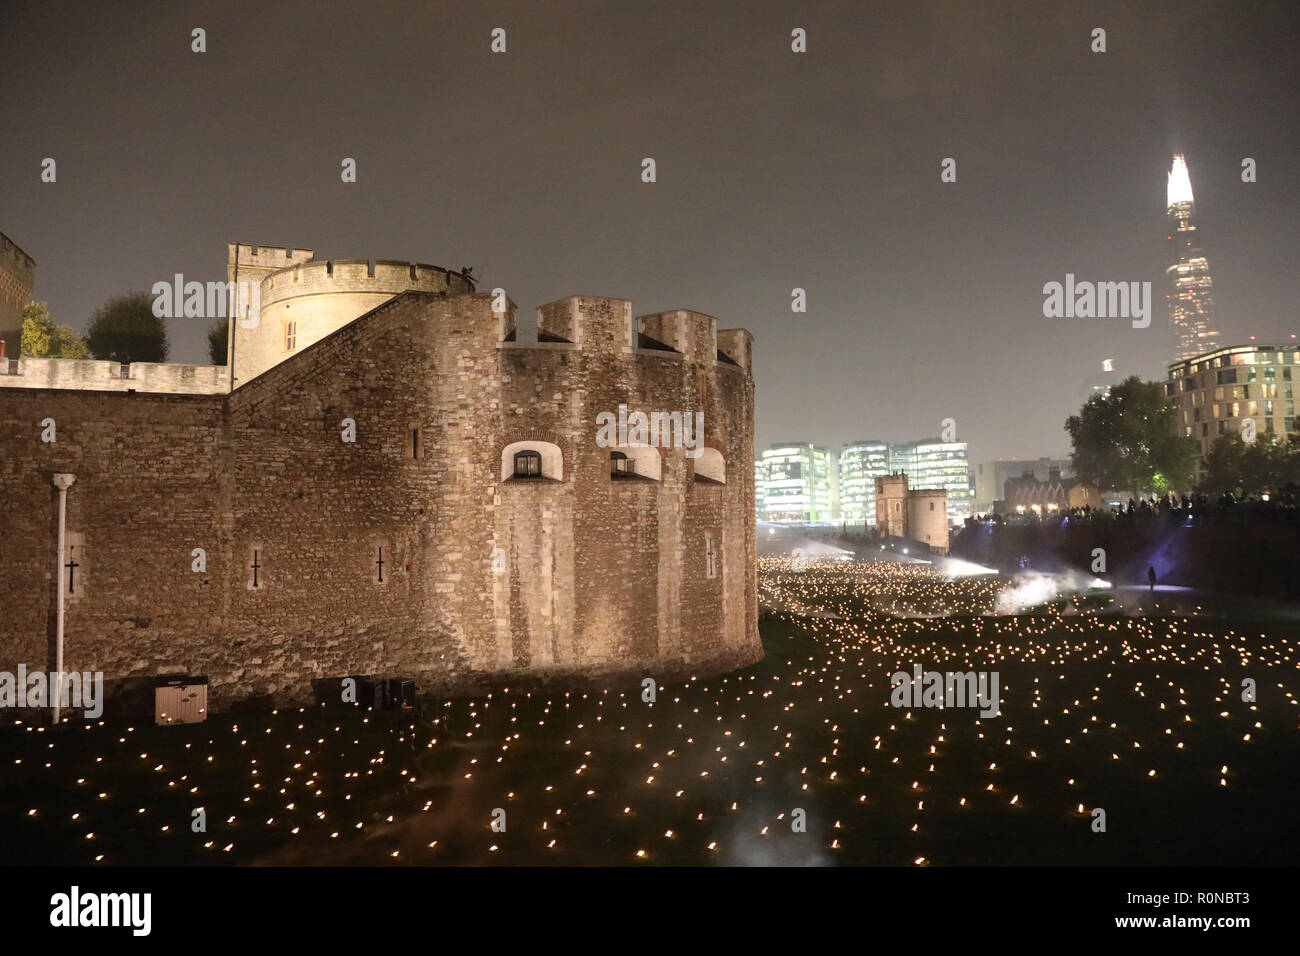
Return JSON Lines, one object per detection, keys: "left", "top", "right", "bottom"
{"left": 0, "top": 233, "right": 35, "bottom": 362}
{"left": 0, "top": 259, "right": 759, "bottom": 712}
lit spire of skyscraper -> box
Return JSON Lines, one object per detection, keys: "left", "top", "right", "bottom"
{"left": 1166, "top": 154, "right": 1219, "bottom": 362}
{"left": 1167, "top": 154, "right": 1194, "bottom": 208}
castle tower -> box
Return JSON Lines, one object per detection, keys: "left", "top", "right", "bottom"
{"left": 906, "top": 488, "right": 949, "bottom": 554}
{"left": 225, "top": 243, "right": 315, "bottom": 379}
{"left": 875, "top": 473, "right": 909, "bottom": 539}
{"left": 1166, "top": 155, "right": 1220, "bottom": 362}
{"left": 0, "top": 233, "right": 36, "bottom": 360}
{"left": 226, "top": 243, "right": 476, "bottom": 387}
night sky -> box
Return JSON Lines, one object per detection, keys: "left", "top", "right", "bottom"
{"left": 2, "top": 0, "right": 1297, "bottom": 462}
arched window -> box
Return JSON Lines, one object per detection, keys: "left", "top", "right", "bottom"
{"left": 693, "top": 447, "right": 726, "bottom": 484}
{"left": 514, "top": 450, "right": 542, "bottom": 477}
{"left": 608, "top": 443, "right": 661, "bottom": 481}
{"left": 501, "top": 441, "right": 564, "bottom": 481}
{"left": 610, "top": 450, "right": 636, "bottom": 478}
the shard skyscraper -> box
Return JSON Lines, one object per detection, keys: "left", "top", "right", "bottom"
{"left": 1166, "top": 154, "right": 1220, "bottom": 362}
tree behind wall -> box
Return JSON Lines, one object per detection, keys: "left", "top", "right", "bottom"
{"left": 86, "top": 291, "right": 169, "bottom": 363}
{"left": 1065, "top": 376, "right": 1196, "bottom": 494}
{"left": 21, "top": 301, "right": 89, "bottom": 358}
{"left": 1200, "top": 433, "right": 1300, "bottom": 495}
{"left": 207, "top": 319, "right": 228, "bottom": 365}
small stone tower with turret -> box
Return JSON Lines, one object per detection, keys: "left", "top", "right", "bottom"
{"left": 0, "top": 233, "right": 36, "bottom": 360}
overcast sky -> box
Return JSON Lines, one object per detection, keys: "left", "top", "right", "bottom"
{"left": 3, "top": 0, "right": 1297, "bottom": 462}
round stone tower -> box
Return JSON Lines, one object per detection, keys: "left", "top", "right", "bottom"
{"left": 227, "top": 243, "right": 475, "bottom": 386}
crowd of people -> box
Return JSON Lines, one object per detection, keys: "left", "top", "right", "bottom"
{"left": 969, "top": 486, "right": 1300, "bottom": 528}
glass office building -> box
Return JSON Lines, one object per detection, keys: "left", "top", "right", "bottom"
{"left": 760, "top": 443, "right": 833, "bottom": 524}
{"left": 838, "top": 440, "right": 890, "bottom": 525}
{"left": 887, "top": 439, "right": 974, "bottom": 522}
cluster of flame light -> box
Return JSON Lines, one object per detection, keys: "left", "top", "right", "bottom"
{"left": 10, "top": 556, "right": 1296, "bottom": 865}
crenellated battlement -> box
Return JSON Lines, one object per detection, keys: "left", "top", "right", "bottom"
{"left": 260, "top": 258, "right": 475, "bottom": 303}
{"left": 638, "top": 309, "right": 720, "bottom": 365}
{"left": 716, "top": 328, "right": 753, "bottom": 373}
{"left": 531, "top": 296, "right": 752, "bottom": 370}
{"left": 227, "top": 243, "right": 314, "bottom": 288}
{"left": 228, "top": 243, "right": 314, "bottom": 267}
{"left": 0, "top": 357, "right": 228, "bottom": 394}
{"left": 536, "top": 295, "right": 630, "bottom": 347}
{"left": 2, "top": 233, "right": 36, "bottom": 279}
{"left": 0, "top": 232, "right": 36, "bottom": 359}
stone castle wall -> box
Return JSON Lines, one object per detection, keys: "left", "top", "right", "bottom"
{"left": 0, "top": 358, "right": 228, "bottom": 394}
{"left": 0, "top": 233, "right": 36, "bottom": 360}
{"left": 906, "top": 488, "right": 950, "bottom": 553}
{"left": 2, "top": 243, "right": 476, "bottom": 395}
{"left": 0, "top": 290, "right": 758, "bottom": 710}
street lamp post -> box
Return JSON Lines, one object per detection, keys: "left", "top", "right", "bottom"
{"left": 52, "top": 473, "right": 75, "bottom": 724}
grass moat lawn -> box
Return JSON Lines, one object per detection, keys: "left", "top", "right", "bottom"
{"left": 3, "top": 559, "right": 1297, "bottom": 866}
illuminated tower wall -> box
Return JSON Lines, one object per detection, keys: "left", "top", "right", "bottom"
{"left": 1166, "top": 154, "right": 1220, "bottom": 363}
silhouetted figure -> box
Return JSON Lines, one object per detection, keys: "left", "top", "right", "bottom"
{"left": 1147, "top": 565, "right": 1157, "bottom": 592}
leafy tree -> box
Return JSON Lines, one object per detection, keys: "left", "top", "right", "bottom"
{"left": 21, "top": 301, "right": 89, "bottom": 358}
{"left": 1065, "top": 376, "right": 1196, "bottom": 493}
{"left": 1199, "top": 434, "right": 1246, "bottom": 494}
{"left": 1200, "top": 433, "right": 1300, "bottom": 495}
{"left": 207, "top": 319, "right": 228, "bottom": 365}
{"left": 86, "top": 291, "right": 169, "bottom": 363}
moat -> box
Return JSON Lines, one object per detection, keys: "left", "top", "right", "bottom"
{"left": 3, "top": 558, "right": 1295, "bottom": 866}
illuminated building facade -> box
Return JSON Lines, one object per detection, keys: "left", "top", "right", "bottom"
{"left": 1082, "top": 358, "right": 1120, "bottom": 401}
{"left": 1166, "top": 343, "right": 1300, "bottom": 473}
{"left": 974, "top": 457, "right": 1071, "bottom": 514}
{"left": 838, "top": 440, "right": 890, "bottom": 525}
{"left": 1167, "top": 154, "right": 1220, "bottom": 363}
{"left": 759, "top": 443, "right": 833, "bottom": 524}
{"left": 887, "top": 439, "right": 974, "bottom": 522}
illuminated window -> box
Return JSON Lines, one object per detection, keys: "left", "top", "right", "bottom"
{"left": 513, "top": 450, "right": 541, "bottom": 477}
